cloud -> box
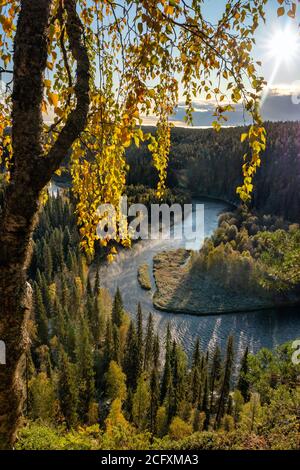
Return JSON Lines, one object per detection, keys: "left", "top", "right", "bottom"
{"left": 161, "top": 90, "right": 300, "bottom": 127}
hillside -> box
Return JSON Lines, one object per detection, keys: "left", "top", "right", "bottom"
{"left": 127, "top": 122, "right": 300, "bottom": 222}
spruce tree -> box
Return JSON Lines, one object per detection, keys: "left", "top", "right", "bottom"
{"left": 91, "top": 296, "right": 101, "bottom": 345}
{"left": 237, "top": 347, "right": 250, "bottom": 402}
{"left": 215, "top": 336, "right": 234, "bottom": 429}
{"left": 112, "top": 288, "right": 124, "bottom": 327}
{"left": 65, "top": 316, "right": 76, "bottom": 361}
{"left": 144, "top": 313, "right": 154, "bottom": 371}
{"left": 150, "top": 368, "right": 160, "bottom": 435}
{"left": 201, "top": 374, "right": 209, "bottom": 430}
{"left": 112, "top": 324, "right": 121, "bottom": 365}
{"left": 164, "top": 378, "right": 175, "bottom": 423}
{"left": 103, "top": 319, "right": 113, "bottom": 373}
{"left": 161, "top": 324, "right": 172, "bottom": 403}
{"left": 86, "top": 276, "right": 93, "bottom": 297}
{"left": 94, "top": 267, "right": 100, "bottom": 296}
{"left": 209, "top": 345, "right": 222, "bottom": 412}
{"left": 136, "top": 303, "right": 144, "bottom": 376}
{"left": 40, "top": 272, "right": 53, "bottom": 318}
{"left": 63, "top": 226, "right": 72, "bottom": 257}
{"left": 43, "top": 242, "right": 53, "bottom": 282}
{"left": 191, "top": 338, "right": 202, "bottom": 405}
{"left": 172, "top": 344, "right": 182, "bottom": 418}
{"left": 123, "top": 321, "right": 139, "bottom": 390}
{"left": 153, "top": 334, "right": 160, "bottom": 370}
{"left": 34, "top": 284, "right": 48, "bottom": 345}
{"left": 53, "top": 297, "right": 66, "bottom": 344}
{"left": 192, "top": 338, "right": 201, "bottom": 368}
{"left": 60, "top": 274, "right": 69, "bottom": 308}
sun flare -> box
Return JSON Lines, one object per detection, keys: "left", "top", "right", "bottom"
{"left": 265, "top": 26, "right": 300, "bottom": 64}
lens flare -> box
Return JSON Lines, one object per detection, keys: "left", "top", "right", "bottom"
{"left": 265, "top": 26, "right": 300, "bottom": 64}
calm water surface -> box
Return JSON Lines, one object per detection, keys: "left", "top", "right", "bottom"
{"left": 81, "top": 193, "right": 300, "bottom": 358}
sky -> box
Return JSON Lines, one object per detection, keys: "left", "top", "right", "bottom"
{"left": 168, "top": 0, "right": 300, "bottom": 127}
{"left": 2, "top": 0, "right": 300, "bottom": 127}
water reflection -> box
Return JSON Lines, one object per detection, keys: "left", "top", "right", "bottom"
{"left": 93, "top": 197, "right": 300, "bottom": 357}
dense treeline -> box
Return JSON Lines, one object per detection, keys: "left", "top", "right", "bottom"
{"left": 21, "top": 193, "right": 300, "bottom": 450}
{"left": 192, "top": 206, "right": 300, "bottom": 295}
{"left": 127, "top": 122, "right": 300, "bottom": 222}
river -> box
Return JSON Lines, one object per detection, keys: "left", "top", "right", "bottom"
{"left": 95, "top": 197, "right": 300, "bottom": 358}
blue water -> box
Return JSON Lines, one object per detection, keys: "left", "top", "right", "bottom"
{"left": 92, "top": 197, "right": 300, "bottom": 358}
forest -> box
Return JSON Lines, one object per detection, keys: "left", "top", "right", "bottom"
{"left": 0, "top": 0, "right": 299, "bottom": 455}
{"left": 127, "top": 122, "right": 300, "bottom": 222}
{"left": 15, "top": 192, "right": 300, "bottom": 450}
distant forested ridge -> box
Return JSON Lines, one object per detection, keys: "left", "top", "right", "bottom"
{"left": 127, "top": 122, "right": 300, "bottom": 222}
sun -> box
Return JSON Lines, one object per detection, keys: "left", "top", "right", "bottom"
{"left": 265, "top": 26, "right": 300, "bottom": 64}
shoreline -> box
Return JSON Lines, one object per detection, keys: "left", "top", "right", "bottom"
{"left": 152, "top": 248, "right": 300, "bottom": 317}
{"left": 153, "top": 297, "right": 300, "bottom": 317}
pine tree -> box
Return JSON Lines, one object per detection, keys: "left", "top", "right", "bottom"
{"left": 91, "top": 296, "right": 101, "bottom": 345}
{"left": 237, "top": 347, "right": 250, "bottom": 402}
{"left": 143, "top": 313, "right": 154, "bottom": 371}
{"left": 215, "top": 336, "right": 234, "bottom": 429}
{"left": 174, "top": 343, "right": 188, "bottom": 418}
{"left": 94, "top": 267, "right": 100, "bottom": 296}
{"left": 112, "top": 288, "right": 124, "bottom": 327}
{"left": 50, "top": 227, "right": 64, "bottom": 272}
{"left": 60, "top": 273, "right": 69, "bottom": 308}
{"left": 165, "top": 340, "right": 178, "bottom": 420}
{"left": 65, "top": 315, "right": 76, "bottom": 361}
{"left": 103, "top": 319, "right": 113, "bottom": 373}
{"left": 40, "top": 272, "right": 53, "bottom": 318}
{"left": 112, "top": 324, "right": 121, "bottom": 364}
{"left": 150, "top": 368, "right": 160, "bottom": 435}
{"left": 123, "top": 321, "right": 139, "bottom": 390}
{"left": 193, "top": 338, "right": 201, "bottom": 368}
{"left": 153, "top": 334, "right": 160, "bottom": 370}
{"left": 209, "top": 345, "right": 222, "bottom": 412}
{"left": 201, "top": 374, "right": 209, "bottom": 430}
{"left": 86, "top": 276, "right": 93, "bottom": 297}
{"left": 53, "top": 297, "right": 66, "bottom": 344}
{"left": 34, "top": 283, "right": 48, "bottom": 345}
{"left": 172, "top": 344, "right": 182, "bottom": 418}
{"left": 63, "top": 226, "right": 72, "bottom": 257}
{"left": 43, "top": 242, "right": 53, "bottom": 282}
{"left": 164, "top": 378, "right": 175, "bottom": 423}
{"left": 161, "top": 324, "right": 172, "bottom": 403}
{"left": 136, "top": 303, "right": 144, "bottom": 376}
{"left": 190, "top": 338, "right": 202, "bottom": 405}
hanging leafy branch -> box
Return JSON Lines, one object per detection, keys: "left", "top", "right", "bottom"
{"left": 0, "top": 0, "right": 276, "bottom": 256}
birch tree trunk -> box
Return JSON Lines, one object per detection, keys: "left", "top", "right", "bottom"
{"left": 0, "top": 0, "right": 90, "bottom": 449}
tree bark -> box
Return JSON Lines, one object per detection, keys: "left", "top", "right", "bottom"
{"left": 0, "top": 0, "right": 90, "bottom": 449}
